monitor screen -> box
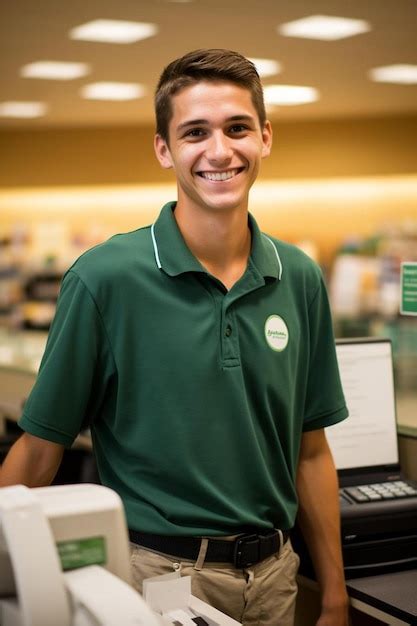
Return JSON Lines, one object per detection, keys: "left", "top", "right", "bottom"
{"left": 325, "top": 339, "right": 399, "bottom": 471}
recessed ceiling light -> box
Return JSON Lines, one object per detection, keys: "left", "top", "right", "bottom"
{"left": 263, "top": 84, "right": 319, "bottom": 106}
{"left": 80, "top": 82, "right": 146, "bottom": 101}
{"left": 248, "top": 58, "right": 282, "bottom": 78}
{"left": 69, "top": 19, "right": 158, "bottom": 44}
{"left": 0, "top": 101, "right": 47, "bottom": 118}
{"left": 20, "top": 61, "right": 90, "bottom": 80}
{"left": 369, "top": 64, "right": 417, "bottom": 85}
{"left": 277, "top": 15, "right": 371, "bottom": 41}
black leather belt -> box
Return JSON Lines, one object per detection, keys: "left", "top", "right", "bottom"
{"left": 128, "top": 529, "right": 290, "bottom": 568}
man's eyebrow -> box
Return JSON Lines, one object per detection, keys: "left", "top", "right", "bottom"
{"left": 177, "top": 119, "right": 208, "bottom": 132}
{"left": 226, "top": 115, "right": 255, "bottom": 122}
{"left": 176, "top": 114, "right": 255, "bottom": 132}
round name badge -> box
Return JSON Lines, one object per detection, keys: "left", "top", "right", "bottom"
{"left": 264, "top": 315, "right": 289, "bottom": 352}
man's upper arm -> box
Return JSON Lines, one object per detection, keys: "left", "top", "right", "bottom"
{"left": 303, "top": 270, "right": 348, "bottom": 432}
{"left": 19, "top": 270, "right": 115, "bottom": 446}
{"left": 298, "top": 428, "right": 331, "bottom": 462}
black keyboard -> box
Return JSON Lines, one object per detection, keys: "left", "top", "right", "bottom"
{"left": 341, "top": 480, "right": 417, "bottom": 504}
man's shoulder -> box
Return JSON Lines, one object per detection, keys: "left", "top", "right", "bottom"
{"left": 74, "top": 226, "right": 151, "bottom": 268}
{"left": 66, "top": 225, "right": 153, "bottom": 285}
{"left": 264, "top": 234, "right": 322, "bottom": 281}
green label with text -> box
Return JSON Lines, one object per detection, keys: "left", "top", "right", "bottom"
{"left": 57, "top": 536, "right": 106, "bottom": 571}
{"left": 401, "top": 262, "right": 417, "bottom": 316}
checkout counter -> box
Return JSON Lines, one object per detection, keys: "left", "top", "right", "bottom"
{"left": 1, "top": 329, "right": 417, "bottom": 625}
{"left": 0, "top": 330, "right": 93, "bottom": 456}
{"left": 0, "top": 330, "right": 95, "bottom": 486}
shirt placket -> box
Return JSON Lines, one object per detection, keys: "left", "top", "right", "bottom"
{"left": 220, "top": 302, "right": 240, "bottom": 368}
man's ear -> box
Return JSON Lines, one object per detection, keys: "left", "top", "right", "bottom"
{"left": 261, "top": 120, "right": 273, "bottom": 159}
{"left": 154, "top": 134, "right": 173, "bottom": 169}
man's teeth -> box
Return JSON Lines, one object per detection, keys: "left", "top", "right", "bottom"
{"left": 201, "top": 169, "right": 239, "bottom": 181}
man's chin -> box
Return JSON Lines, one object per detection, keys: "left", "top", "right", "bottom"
{"left": 200, "top": 198, "right": 246, "bottom": 213}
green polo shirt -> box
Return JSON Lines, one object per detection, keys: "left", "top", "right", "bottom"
{"left": 19, "top": 202, "right": 347, "bottom": 536}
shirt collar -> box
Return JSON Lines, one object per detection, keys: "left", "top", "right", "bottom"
{"left": 248, "top": 213, "right": 283, "bottom": 281}
{"left": 151, "top": 201, "right": 282, "bottom": 281}
{"left": 151, "top": 202, "right": 205, "bottom": 276}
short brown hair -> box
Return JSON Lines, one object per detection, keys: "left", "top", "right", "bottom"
{"left": 155, "top": 48, "right": 266, "bottom": 142}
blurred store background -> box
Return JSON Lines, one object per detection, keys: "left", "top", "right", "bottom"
{"left": 0, "top": 0, "right": 416, "bottom": 434}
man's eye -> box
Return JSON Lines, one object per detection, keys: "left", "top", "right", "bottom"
{"left": 186, "top": 128, "right": 205, "bottom": 138}
{"left": 229, "top": 124, "right": 248, "bottom": 134}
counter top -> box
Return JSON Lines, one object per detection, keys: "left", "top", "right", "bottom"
{"left": 0, "top": 330, "right": 46, "bottom": 375}
{"left": 396, "top": 394, "right": 417, "bottom": 438}
{"left": 298, "top": 570, "right": 417, "bottom": 625}
{"left": 347, "top": 569, "right": 417, "bottom": 625}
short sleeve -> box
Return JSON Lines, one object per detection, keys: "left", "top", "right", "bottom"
{"left": 18, "top": 270, "right": 115, "bottom": 446}
{"left": 303, "top": 273, "right": 348, "bottom": 431}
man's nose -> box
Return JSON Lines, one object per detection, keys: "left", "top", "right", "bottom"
{"left": 206, "top": 132, "right": 233, "bottom": 163}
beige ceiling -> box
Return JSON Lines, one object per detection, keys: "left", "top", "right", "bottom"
{"left": 1, "top": 0, "right": 416, "bottom": 129}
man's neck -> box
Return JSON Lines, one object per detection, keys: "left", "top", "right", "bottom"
{"left": 174, "top": 200, "right": 251, "bottom": 290}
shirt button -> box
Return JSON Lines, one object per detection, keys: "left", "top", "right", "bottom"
{"left": 225, "top": 325, "right": 232, "bottom": 337}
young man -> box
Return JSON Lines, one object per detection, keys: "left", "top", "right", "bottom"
{"left": 0, "top": 50, "right": 349, "bottom": 625}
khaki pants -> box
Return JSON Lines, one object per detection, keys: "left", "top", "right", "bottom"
{"left": 130, "top": 539, "right": 300, "bottom": 626}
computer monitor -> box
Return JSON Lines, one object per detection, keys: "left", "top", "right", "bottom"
{"left": 325, "top": 338, "right": 399, "bottom": 472}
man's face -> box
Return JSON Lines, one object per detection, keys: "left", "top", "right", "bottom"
{"left": 154, "top": 80, "right": 272, "bottom": 215}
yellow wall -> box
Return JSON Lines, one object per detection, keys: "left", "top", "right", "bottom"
{"left": 1, "top": 115, "right": 416, "bottom": 265}
{"left": 1, "top": 115, "right": 416, "bottom": 187}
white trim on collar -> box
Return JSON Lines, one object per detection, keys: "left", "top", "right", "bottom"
{"left": 151, "top": 222, "right": 282, "bottom": 279}
{"left": 263, "top": 236, "right": 283, "bottom": 280}
{"left": 151, "top": 223, "right": 162, "bottom": 269}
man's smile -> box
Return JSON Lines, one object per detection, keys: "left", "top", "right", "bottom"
{"left": 197, "top": 167, "right": 245, "bottom": 182}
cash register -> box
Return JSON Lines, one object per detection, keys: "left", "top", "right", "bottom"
{"left": 0, "top": 484, "right": 239, "bottom": 625}
{"left": 294, "top": 337, "right": 417, "bottom": 578}
{"left": 0, "top": 483, "right": 167, "bottom": 625}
